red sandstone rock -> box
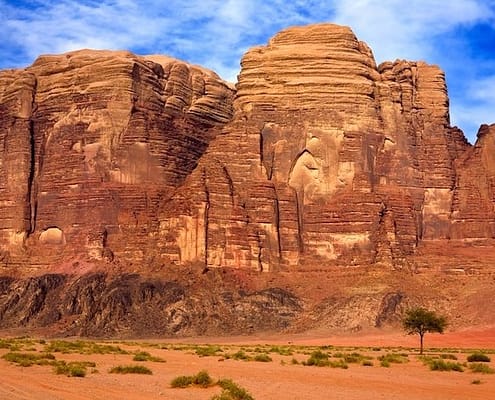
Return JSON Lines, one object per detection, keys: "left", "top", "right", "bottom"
{"left": 1, "top": 25, "right": 492, "bottom": 273}
{"left": 0, "top": 24, "right": 494, "bottom": 336}
{"left": 158, "top": 24, "right": 481, "bottom": 270}
{"left": 0, "top": 50, "right": 234, "bottom": 269}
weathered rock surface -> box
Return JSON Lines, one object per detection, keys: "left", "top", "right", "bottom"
{"left": 159, "top": 24, "right": 489, "bottom": 271}
{"left": 0, "top": 270, "right": 301, "bottom": 337}
{"left": 0, "top": 50, "right": 234, "bottom": 269}
{"left": 0, "top": 24, "right": 494, "bottom": 336}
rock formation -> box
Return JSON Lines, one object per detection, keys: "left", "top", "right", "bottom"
{"left": 0, "top": 24, "right": 494, "bottom": 336}
{"left": 0, "top": 50, "right": 234, "bottom": 270}
{"left": 158, "top": 24, "right": 489, "bottom": 271}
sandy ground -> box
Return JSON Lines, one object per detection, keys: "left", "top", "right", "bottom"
{"left": 1, "top": 327, "right": 495, "bottom": 400}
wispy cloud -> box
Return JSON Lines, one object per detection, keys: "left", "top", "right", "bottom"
{"left": 0, "top": 0, "right": 494, "bottom": 141}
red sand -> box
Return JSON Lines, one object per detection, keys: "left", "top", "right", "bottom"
{"left": 1, "top": 327, "right": 494, "bottom": 399}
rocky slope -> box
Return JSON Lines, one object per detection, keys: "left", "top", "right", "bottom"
{"left": 0, "top": 24, "right": 494, "bottom": 336}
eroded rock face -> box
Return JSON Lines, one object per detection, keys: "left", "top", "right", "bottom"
{"left": 159, "top": 24, "right": 489, "bottom": 270}
{"left": 0, "top": 271, "right": 302, "bottom": 336}
{"left": 1, "top": 24, "right": 494, "bottom": 336}
{"left": 0, "top": 50, "right": 234, "bottom": 268}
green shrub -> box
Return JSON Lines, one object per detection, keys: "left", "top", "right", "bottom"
{"left": 171, "top": 375, "right": 194, "bottom": 388}
{"left": 45, "top": 340, "right": 128, "bottom": 355}
{"left": 194, "top": 370, "right": 214, "bottom": 387}
{"left": 304, "top": 350, "right": 330, "bottom": 367}
{"left": 215, "top": 379, "right": 254, "bottom": 400}
{"left": 253, "top": 353, "right": 272, "bottom": 362}
{"left": 170, "top": 370, "right": 214, "bottom": 388}
{"left": 440, "top": 353, "right": 458, "bottom": 360}
{"left": 380, "top": 360, "right": 390, "bottom": 368}
{"left": 428, "top": 359, "right": 464, "bottom": 372}
{"left": 132, "top": 351, "right": 165, "bottom": 362}
{"left": 109, "top": 365, "right": 152, "bottom": 375}
{"left": 195, "top": 345, "right": 223, "bottom": 357}
{"left": 378, "top": 353, "right": 408, "bottom": 364}
{"left": 334, "top": 352, "right": 372, "bottom": 364}
{"left": 268, "top": 346, "right": 293, "bottom": 356}
{"left": 469, "top": 363, "right": 495, "bottom": 374}
{"left": 291, "top": 358, "right": 299, "bottom": 365}
{"left": 226, "top": 350, "right": 251, "bottom": 361}
{"left": 54, "top": 361, "right": 94, "bottom": 377}
{"left": 467, "top": 353, "right": 491, "bottom": 362}
{"left": 329, "top": 359, "right": 348, "bottom": 369}
{"left": 2, "top": 352, "right": 56, "bottom": 367}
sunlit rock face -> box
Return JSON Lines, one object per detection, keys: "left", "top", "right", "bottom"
{"left": 159, "top": 23, "right": 486, "bottom": 270}
{"left": 0, "top": 50, "right": 234, "bottom": 269}
{"left": 0, "top": 24, "right": 492, "bottom": 274}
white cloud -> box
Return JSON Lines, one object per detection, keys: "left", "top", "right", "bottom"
{"left": 332, "top": 0, "right": 495, "bottom": 62}
{"left": 450, "top": 75, "right": 495, "bottom": 138}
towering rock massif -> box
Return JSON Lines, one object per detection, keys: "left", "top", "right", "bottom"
{"left": 0, "top": 50, "right": 234, "bottom": 270}
{"left": 159, "top": 24, "right": 487, "bottom": 271}
{"left": 0, "top": 24, "right": 494, "bottom": 336}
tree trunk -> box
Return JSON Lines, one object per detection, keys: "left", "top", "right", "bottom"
{"left": 420, "top": 333, "right": 424, "bottom": 354}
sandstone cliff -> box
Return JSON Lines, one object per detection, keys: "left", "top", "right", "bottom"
{"left": 0, "top": 24, "right": 494, "bottom": 336}
{"left": 158, "top": 24, "right": 487, "bottom": 271}
{"left": 0, "top": 50, "right": 234, "bottom": 270}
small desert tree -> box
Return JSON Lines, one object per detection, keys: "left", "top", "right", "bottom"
{"left": 403, "top": 307, "right": 447, "bottom": 354}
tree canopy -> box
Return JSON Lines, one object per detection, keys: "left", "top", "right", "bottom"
{"left": 403, "top": 307, "right": 447, "bottom": 354}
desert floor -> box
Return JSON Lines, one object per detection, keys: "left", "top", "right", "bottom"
{"left": 1, "top": 327, "right": 495, "bottom": 400}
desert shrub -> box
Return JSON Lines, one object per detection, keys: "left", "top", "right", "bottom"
{"left": 54, "top": 361, "right": 95, "bottom": 377}
{"left": 215, "top": 379, "right": 254, "bottom": 400}
{"left": 170, "top": 370, "right": 214, "bottom": 388}
{"left": 0, "top": 338, "right": 36, "bottom": 351}
{"left": 44, "top": 341, "right": 87, "bottom": 353}
{"left": 362, "top": 360, "right": 374, "bottom": 367}
{"left": 380, "top": 360, "right": 390, "bottom": 368}
{"left": 269, "top": 346, "right": 293, "bottom": 356}
{"left": 109, "top": 365, "right": 152, "bottom": 375}
{"left": 303, "top": 350, "right": 330, "bottom": 367}
{"left": 45, "top": 340, "right": 127, "bottom": 355}
{"left": 171, "top": 375, "right": 194, "bottom": 388}
{"left": 291, "top": 358, "right": 299, "bottom": 365}
{"left": 194, "top": 370, "right": 214, "bottom": 387}
{"left": 334, "top": 352, "right": 372, "bottom": 364}
{"left": 329, "top": 359, "right": 348, "bottom": 369}
{"left": 253, "top": 353, "right": 272, "bottom": 362}
{"left": 427, "top": 359, "right": 464, "bottom": 372}
{"left": 471, "top": 379, "right": 482, "bottom": 384}
{"left": 439, "top": 353, "right": 458, "bottom": 360}
{"left": 2, "top": 352, "right": 56, "bottom": 367}
{"left": 132, "top": 351, "right": 165, "bottom": 363}
{"left": 467, "top": 353, "right": 491, "bottom": 362}
{"left": 226, "top": 350, "right": 251, "bottom": 361}
{"left": 378, "top": 353, "right": 408, "bottom": 364}
{"left": 196, "top": 345, "right": 223, "bottom": 357}
{"left": 469, "top": 363, "right": 495, "bottom": 374}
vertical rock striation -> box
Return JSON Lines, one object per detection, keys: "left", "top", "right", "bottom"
{"left": 159, "top": 23, "right": 485, "bottom": 270}
{"left": 0, "top": 50, "right": 234, "bottom": 270}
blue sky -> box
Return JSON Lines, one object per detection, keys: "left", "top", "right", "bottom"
{"left": 1, "top": 0, "right": 494, "bottom": 143}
